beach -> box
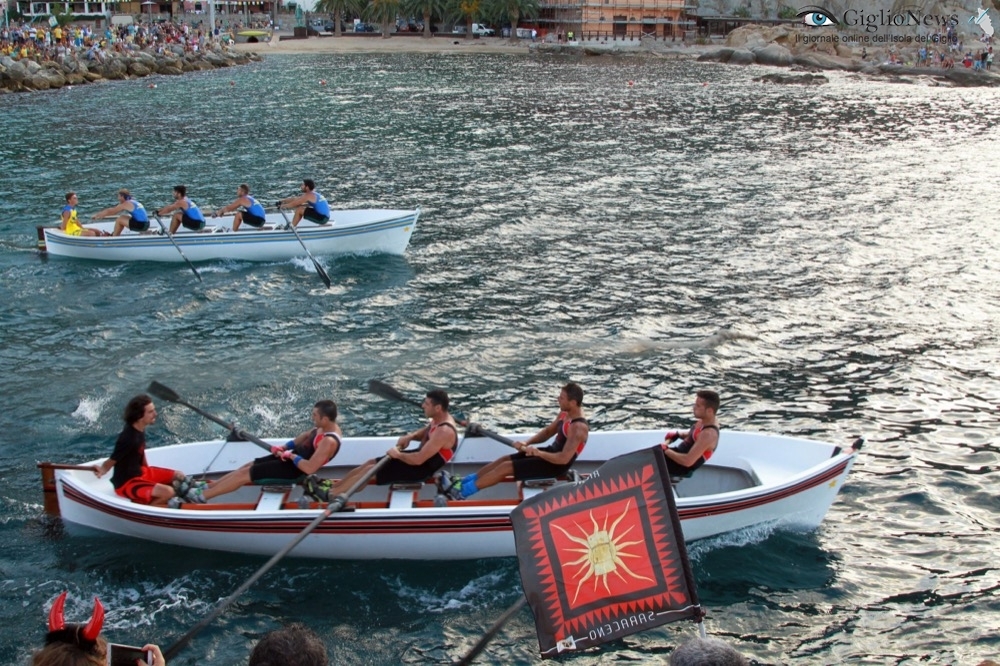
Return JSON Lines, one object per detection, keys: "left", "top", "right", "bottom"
{"left": 232, "top": 32, "right": 536, "bottom": 56}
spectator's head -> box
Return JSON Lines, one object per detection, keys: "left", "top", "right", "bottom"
{"left": 669, "top": 637, "right": 749, "bottom": 666}
{"left": 249, "top": 623, "right": 327, "bottom": 666}
{"left": 32, "top": 592, "right": 107, "bottom": 666}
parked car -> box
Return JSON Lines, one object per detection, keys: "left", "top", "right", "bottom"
{"left": 354, "top": 22, "right": 377, "bottom": 32}
{"left": 452, "top": 23, "right": 494, "bottom": 36}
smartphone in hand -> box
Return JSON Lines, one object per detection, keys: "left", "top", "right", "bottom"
{"left": 107, "top": 643, "right": 153, "bottom": 666}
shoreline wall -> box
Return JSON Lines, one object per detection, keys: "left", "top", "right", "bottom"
{"left": 0, "top": 45, "right": 259, "bottom": 94}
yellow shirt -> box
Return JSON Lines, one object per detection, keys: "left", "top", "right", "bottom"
{"left": 63, "top": 207, "right": 84, "bottom": 236}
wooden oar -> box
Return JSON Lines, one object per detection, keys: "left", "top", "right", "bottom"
{"left": 277, "top": 207, "right": 332, "bottom": 288}
{"left": 464, "top": 423, "right": 518, "bottom": 449}
{"left": 367, "top": 379, "right": 472, "bottom": 426}
{"left": 151, "top": 213, "right": 203, "bottom": 282}
{"left": 367, "top": 379, "right": 424, "bottom": 408}
{"left": 147, "top": 381, "right": 271, "bottom": 452}
{"left": 162, "top": 455, "right": 391, "bottom": 661}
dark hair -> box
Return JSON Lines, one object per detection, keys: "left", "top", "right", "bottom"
{"left": 32, "top": 638, "right": 108, "bottom": 666}
{"left": 65, "top": 192, "right": 76, "bottom": 203}
{"left": 249, "top": 623, "right": 327, "bottom": 666}
{"left": 123, "top": 394, "right": 152, "bottom": 426}
{"left": 173, "top": 185, "right": 187, "bottom": 197}
{"left": 302, "top": 178, "right": 315, "bottom": 191}
{"left": 425, "top": 389, "right": 449, "bottom": 411}
{"left": 696, "top": 389, "right": 720, "bottom": 413}
{"left": 669, "top": 637, "right": 748, "bottom": 666}
{"left": 313, "top": 400, "right": 338, "bottom": 422}
{"left": 562, "top": 382, "right": 584, "bottom": 406}
{"left": 239, "top": 183, "right": 250, "bottom": 195}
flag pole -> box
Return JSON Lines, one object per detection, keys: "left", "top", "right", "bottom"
{"left": 453, "top": 595, "right": 527, "bottom": 666}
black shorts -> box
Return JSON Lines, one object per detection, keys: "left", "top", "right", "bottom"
{"left": 129, "top": 216, "right": 149, "bottom": 232}
{"left": 249, "top": 455, "right": 303, "bottom": 484}
{"left": 510, "top": 447, "right": 576, "bottom": 480}
{"left": 181, "top": 213, "right": 205, "bottom": 231}
{"left": 302, "top": 208, "right": 329, "bottom": 224}
{"left": 242, "top": 212, "right": 266, "bottom": 228}
{"left": 374, "top": 454, "right": 445, "bottom": 485}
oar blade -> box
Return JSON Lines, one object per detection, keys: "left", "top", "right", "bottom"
{"left": 147, "top": 381, "right": 181, "bottom": 403}
{"left": 368, "top": 379, "right": 419, "bottom": 406}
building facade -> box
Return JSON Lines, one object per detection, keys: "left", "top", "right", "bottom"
{"left": 534, "top": 0, "right": 694, "bottom": 40}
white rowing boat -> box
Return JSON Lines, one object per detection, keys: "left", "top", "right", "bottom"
{"left": 36, "top": 209, "right": 419, "bottom": 263}
{"left": 41, "top": 429, "right": 861, "bottom": 560}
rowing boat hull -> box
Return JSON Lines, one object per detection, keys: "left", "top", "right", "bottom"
{"left": 51, "top": 430, "right": 860, "bottom": 560}
{"left": 39, "top": 209, "right": 418, "bottom": 263}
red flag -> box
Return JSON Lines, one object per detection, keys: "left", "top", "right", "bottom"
{"left": 511, "top": 445, "right": 701, "bottom": 657}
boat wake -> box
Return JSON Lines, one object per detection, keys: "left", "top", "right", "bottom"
{"left": 685, "top": 520, "right": 781, "bottom": 562}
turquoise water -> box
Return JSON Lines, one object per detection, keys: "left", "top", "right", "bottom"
{"left": 1, "top": 52, "right": 999, "bottom": 665}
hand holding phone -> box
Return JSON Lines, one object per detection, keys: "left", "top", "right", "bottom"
{"left": 107, "top": 643, "right": 153, "bottom": 666}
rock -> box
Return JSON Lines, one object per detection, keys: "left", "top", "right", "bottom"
{"left": 697, "top": 47, "right": 735, "bottom": 63}
{"left": 66, "top": 72, "right": 86, "bottom": 85}
{"left": 5, "top": 60, "right": 28, "bottom": 83}
{"left": 128, "top": 61, "right": 152, "bottom": 77}
{"left": 24, "top": 59, "right": 42, "bottom": 74}
{"left": 158, "top": 65, "right": 184, "bottom": 76}
{"left": 751, "top": 43, "right": 793, "bottom": 67}
{"left": 754, "top": 72, "right": 828, "bottom": 85}
{"left": 41, "top": 68, "right": 67, "bottom": 88}
{"left": 101, "top": 58, "right": 128, "bottom": 79}
{"left": 83, "top": 71, "right": 104, "bottom": 82}
{"left": 26, "top": 73, "right": 51, "bottom": 90}
{"left": 728, "top": 48, "right": 756, "bottom": 65}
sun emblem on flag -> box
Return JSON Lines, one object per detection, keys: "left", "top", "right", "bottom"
{"left": 552, "top": 500, "right": 654, "bottom": 605}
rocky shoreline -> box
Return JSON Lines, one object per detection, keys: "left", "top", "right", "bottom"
{"left": 696, "top": 24, "right": 1000, "bottom": 87}
{"left": 0, "top": 45, "right": 260, "bottom": 93}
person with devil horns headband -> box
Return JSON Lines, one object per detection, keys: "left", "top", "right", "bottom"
{"left": 32, "top": 591, "right": 167, "bottom": 666}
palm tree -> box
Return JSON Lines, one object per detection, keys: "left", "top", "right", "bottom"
{"left": 402, "top": 0, "right": 446, "bottom": 38}
{"left": 315, "top": 0, "right": 365, "bottom": 35}
{"left": 365, "top": 0, "right": 402, "bottom": 38}
{"left": 450, "top": 0, "right": 482, "bottom": 39}
{"left": 484, "top": 0, "right": 538, "bottom": 38}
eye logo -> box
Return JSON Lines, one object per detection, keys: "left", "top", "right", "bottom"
{"left": 797, "top": 5, "right": 839, "bottom": 26}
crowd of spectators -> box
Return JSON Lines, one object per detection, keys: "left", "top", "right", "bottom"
{"left": 0, "top": 17, "right": 229, "bottom": 62}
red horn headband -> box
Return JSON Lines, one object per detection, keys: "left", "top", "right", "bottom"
{"left": 81, "top": 597, "right": 105, "bottom": 643}
{"left": 47, "top": 591, "right": 105, "bottom": 642}
{"left": 48, "top": 591, "right": 68, "bottom": 632}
